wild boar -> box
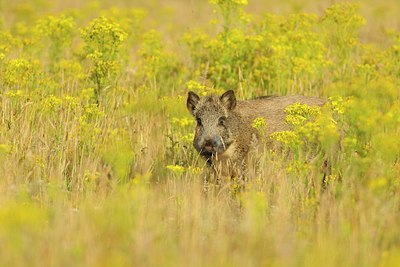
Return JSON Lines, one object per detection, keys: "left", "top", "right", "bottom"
{"left": 186, "top": 90, "right": 326, "bottom": 178}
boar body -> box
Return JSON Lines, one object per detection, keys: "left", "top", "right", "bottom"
{"left": 237, "top": 95, "right": 325, "bottom": 135}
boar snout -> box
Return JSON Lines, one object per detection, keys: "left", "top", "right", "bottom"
{"left": 195, "top": 136, "right": 225, "bottom": 156}
{"left": 203, "top": 138, "right": 223, "bottom": 153}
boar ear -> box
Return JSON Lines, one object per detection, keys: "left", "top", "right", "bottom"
{"left": 220, "top": 90, "right": 236, "bottom": 110}
{"left": 187, "top": 91, "right": 200, "bottom": 116}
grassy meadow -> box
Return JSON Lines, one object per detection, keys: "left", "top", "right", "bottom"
{"left": 0, "top": 0, "right": 400, "bottom": 266}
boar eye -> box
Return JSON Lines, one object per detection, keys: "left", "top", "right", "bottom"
{"left": 196, "top": 117, "right": 202, "bottom": 126}
{"left": 218, "top": 116, "right": 226, "bottom": 126}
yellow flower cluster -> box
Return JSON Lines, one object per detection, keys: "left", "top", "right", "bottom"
{"left": 186, "top": 80, "right": 224, "bottom": 96}
{"left": 322, "top": 3, "right": 366, "bottom": 28}
{"left": 270, "top": 131, "right": 302, "bottom": 147}
{"left": 3, "top": 59, "right": 40, "bottom": 88}
{"left": 166, "top": 165, "right": 202, "bottom": 176}
{"left": 284, "top": 103, "right": 321, "bottom": 126}
{"left": 166, "top": 165, "right": 185, "bottom": 175}
{"left": 80, "top": 16, "right": 127, "bottom": 47}
{"left": 252, "top": 117, "right": 267, "bottom": 139}
{"left": 36, "top": 15, "right": 75, "bottom": 43}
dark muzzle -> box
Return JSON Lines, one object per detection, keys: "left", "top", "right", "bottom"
{"left": 200, "top": 138, "right": 225, "bottom": 156}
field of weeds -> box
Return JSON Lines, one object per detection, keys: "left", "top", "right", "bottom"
{"left": 0, "top": 0, "right": 400, "bottom": 266}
